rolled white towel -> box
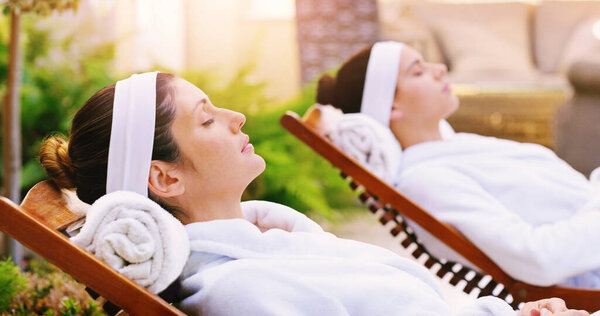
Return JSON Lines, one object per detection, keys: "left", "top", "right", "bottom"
{"left": 330, "top": 114, "right": 455, "bottom": 184}
{"left": 71, "top": 191, "right": 190, "bottom": 293}
{"left": 331, "top": 113, "right": 402, "bottom": 183}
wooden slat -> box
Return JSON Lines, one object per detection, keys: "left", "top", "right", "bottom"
{"left": 280, "top": 111, "right": 600, "bottom": 312}
{"left": 0, "top": 192, "right": 184, "bottom": 315}
{"left": 20, "top": 181, "right": 82, "bottom": 231}
{"left": 280, "top": 111, "right": 513, "bottom": 286}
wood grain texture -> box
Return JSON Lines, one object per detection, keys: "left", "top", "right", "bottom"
{"left": 0, "top": 182, "right": 185, "bottom": 315}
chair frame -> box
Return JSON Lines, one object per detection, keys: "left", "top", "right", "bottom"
{"left": 0, "top": 181, "right": 185, "bottom": 316}
{"left": 281, "top": 111, "right": 600, "bottom": 312}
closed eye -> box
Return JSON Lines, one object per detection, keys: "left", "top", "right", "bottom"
{"left": 202, "top": 118, "right": 214, "bottom": 126}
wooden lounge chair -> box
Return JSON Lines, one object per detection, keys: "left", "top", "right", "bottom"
{"left": 280, "top": 110, "right": 600, "bottom": 312}
{"left": 0, "top": 180, "right": 185, "bottom": 316}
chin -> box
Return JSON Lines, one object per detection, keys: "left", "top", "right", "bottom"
{"left": 251, "top": 154, "right": 266, "bottom": 177}
{"left": 445, "top": 96, "right": 460, "bottom": 117}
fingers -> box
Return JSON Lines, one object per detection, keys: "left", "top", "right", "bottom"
{"left": 532, "top": 307, "right": 588, "bottom": 316}
{"left": 540, "top": 298, "right": 568, "bottom": 313}
{"left": 517, "top": 298, "right": 577, "bottom": 316}
{"left": 517, "top": 301, "right": 541, "bottom": 316}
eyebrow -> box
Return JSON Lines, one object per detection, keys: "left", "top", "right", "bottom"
{"left": 405, "top": 59, "right": 421, "bottom": 74}
{"left": 192, "top": 98, "right": 208, "bottom": 115}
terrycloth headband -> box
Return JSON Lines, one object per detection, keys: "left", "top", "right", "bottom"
{"left": 360, "top": 41, "right": 404, "bottom": 126}
{"left": 106, "top": 71, "right": 158, "bottom": 197}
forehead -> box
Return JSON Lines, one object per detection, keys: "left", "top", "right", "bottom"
{"left": 398, "top": 46, "right": 423, "bottom": 73}
{"left": 172, "top": 78, "right": 208, "bottom": 111}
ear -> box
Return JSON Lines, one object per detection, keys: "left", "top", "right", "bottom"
{"left": 148, "top": 160, "right": 185, "bottom": 198}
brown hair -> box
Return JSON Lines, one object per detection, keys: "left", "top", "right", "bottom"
{"left": 40, "top": 73, "right": 179, "bottom": 205}
{"left": 316, "top": 45, "right": 373, "bottom": 114}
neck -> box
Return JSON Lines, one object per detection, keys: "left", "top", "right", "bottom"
{"left": 391, "top": 120, "right": 442, "bottom": 149}
{"left": 177, "top": 191, "right": 244, "bottom": 225}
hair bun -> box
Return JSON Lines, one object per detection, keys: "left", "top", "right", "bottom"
{"left": 316, "top": 74, "right": 337, "bottom": 106}
{"left": 39, "top": 136, "right": 76, "bottom": 189}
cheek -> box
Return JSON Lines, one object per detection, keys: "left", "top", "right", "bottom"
{"left": 399, "top": 83, "right": 429, "bottom": 112}
{"left": 198, "top": 140, "right": 233, "bottom": 171}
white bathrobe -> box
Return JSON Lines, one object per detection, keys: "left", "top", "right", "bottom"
{"left": 394, "top": 133, "right": 600, "bottom": 288}
{"left": 178, "top": 202, "right": 517, "bottom": 316}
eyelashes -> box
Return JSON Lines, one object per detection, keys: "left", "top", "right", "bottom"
{"left": 202, "top": 118, "right": 214, "bottom": 126}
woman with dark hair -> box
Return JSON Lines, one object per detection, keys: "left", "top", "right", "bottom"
{"left": 39, "top": 72, "right": 589, "bottom": 315}
{"left": 316, "top": 41, "right": 600, "bottom": 290}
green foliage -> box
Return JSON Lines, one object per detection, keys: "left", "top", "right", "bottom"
{"left": 6, "top": 0, "right": 80, "bottom": 15}
{"left": 24, "top": 257, "right": 57, "bottom": 277}
{"left": 0, "top": 258, "right": 105, "bottom": 315}
{"left": 0, "top": 257, "right": 28, "bottom": 312}
{"left": 0, "top": 13, "right": 115, "bottom": 196}
{"left": 0, "top": 11, "right": 356, "bottom": 219}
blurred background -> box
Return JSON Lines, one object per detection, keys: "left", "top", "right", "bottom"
{"left": 2, "top": 0, "right": 600, "bottom": 313}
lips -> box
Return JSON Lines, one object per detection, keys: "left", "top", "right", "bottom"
{"left": 241, "top": 135, "right": 252, "bottom": 153}
{"left": 443, "top": 83, "right": 451, "bottom": 93}
{"left": 242, "top": 143, "right": 254, "bottom": 154}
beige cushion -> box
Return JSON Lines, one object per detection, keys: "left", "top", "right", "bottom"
{"left": 535, "top": 1, "right": 600, "bottom": 73}
{"left": 378, "top": 1, "right": 444, "bottom": 63}
{"left": 412, "top": 2, "right": 535, "bottom": 81}
{"left": 557, "top": 16, "right": 600, "bottom": 73}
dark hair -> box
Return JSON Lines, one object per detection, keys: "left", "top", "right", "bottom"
{"left": 316, "top": 45, "right": 373, "bottom": 114}
{"left": 40, "top": 73, "right": 180, "bottom": 205}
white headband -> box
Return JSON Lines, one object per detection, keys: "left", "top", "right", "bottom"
{"left": 106, "top": 71, "right": 158, "bottom": 197}
{"left": 360, "top": 41, "right": 404, "bottom": 126}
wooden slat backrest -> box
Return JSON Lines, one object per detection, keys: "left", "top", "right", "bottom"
{"left": 0, "top": 181, "right": 185, "bottom": 315}
{"left": 20, "top": 180, "right": 82, "bottom": 231}
{"left": 351, "top": 182, "right": 517, "bottom": 307}
{"left": 280, "top": 111, "right": 600, "bottom": 312}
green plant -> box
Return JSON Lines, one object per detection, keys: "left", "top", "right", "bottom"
{"left": 0, "top": 12, "right": 115, "bottom": 196}
{"left": 0, "top": 257, "right": 28, "bottom": 312}
{"left": 0, "top": 258, "right": 105, "bottom": 316}
{"left": 0, "top": 10, "right": 357, "bottom": 219}
{"left": 5, "top": 0, "right": 80, "bottom": 15}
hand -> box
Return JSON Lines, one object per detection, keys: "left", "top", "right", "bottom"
{"left": 517, "top": 298, "right": 589, "bottom": 316}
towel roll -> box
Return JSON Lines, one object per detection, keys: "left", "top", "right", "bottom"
{"left": 71, "top": 191, "right": 190, "bottom": 293}
{"left": 331, "top": 114, "right": 455, "bottom": 183}
{"left": 331, "top": 113, "right": 402, "bottom": 183}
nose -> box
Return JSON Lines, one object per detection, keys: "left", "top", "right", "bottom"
{"left": 431, "top": 63, "right": 447, "bottom": 80}
{"left": 228, "top": 110, "right": 246, "bottom": 133}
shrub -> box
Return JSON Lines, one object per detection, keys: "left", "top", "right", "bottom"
{"left": 0, "top": 258, "right": 105, "bottom": 315}
{"left": 0, "top": 12, "right": 115, "bottom": 197}
{"left": 0, "top": 257, "right": 27, "bottom": 312}
{"left": 0, "top": 13, "right": 358, "bottom": 220}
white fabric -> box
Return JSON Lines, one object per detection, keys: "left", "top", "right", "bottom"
{"left": 590, "top": 166, "right": 600, "bottom": 192}
{"left": 71, "top": 191, "right": 190, "bottom": 293}
{"left": 179, "top": 202, "right": 516, "bottom": 316}
{"left": 360, "top": 41, "right": 404, "bottom": 127}
{"left": 107, "top": 71, "right": 158, "bottom": 197}
{"left": 330, "top": 113, "right": 455, "bottom": 184}
{"left": 241, "top": 200, "right": 325, "bottom": 234}
{"left": 394, "top": 133, "right": 600, "bottom": 288}
{"left": 331, "top": 113, "right": 402, "bottom": 184}
{"left": 439, "top": 119, "right": 456, "bottom": 139}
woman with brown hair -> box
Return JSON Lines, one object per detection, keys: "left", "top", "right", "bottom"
{"left": 38, "top": 71, "right": 588, "bottom": 315}
{"left": 317, "top": 41, "right": 600, "bottom": 290}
